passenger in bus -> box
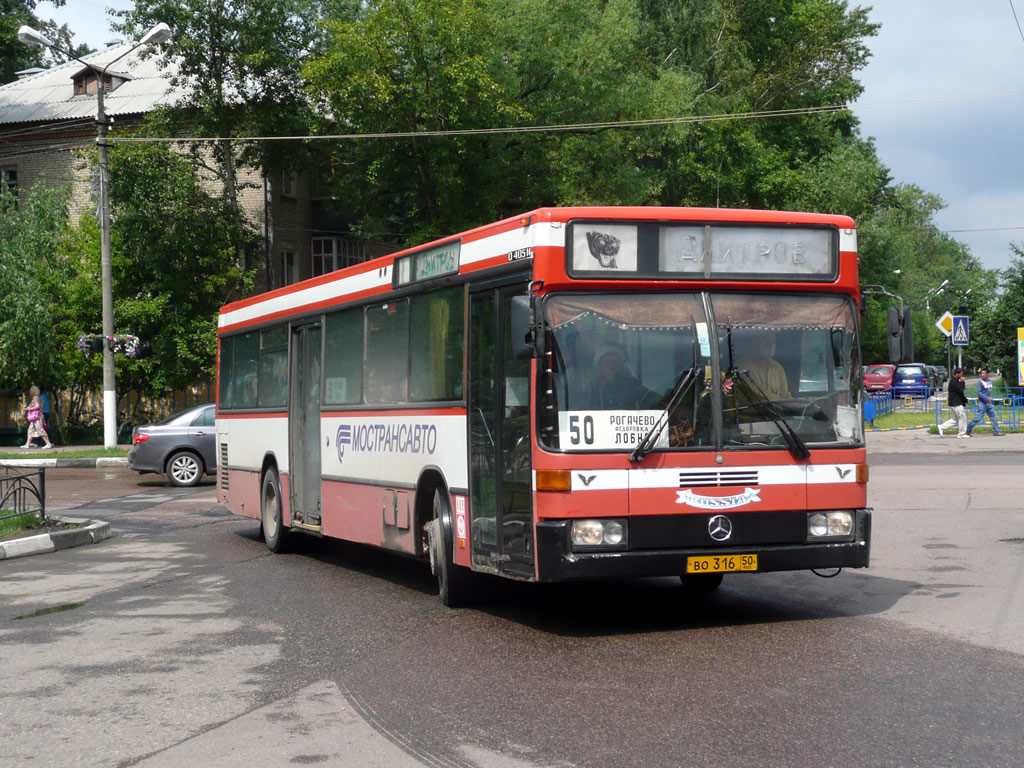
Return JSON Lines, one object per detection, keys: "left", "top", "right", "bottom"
{"left": 736, "top": 330, "right": 790, "bottom": 400}
{"left": 588, "top": 344, "right": 659, "bottom": 410}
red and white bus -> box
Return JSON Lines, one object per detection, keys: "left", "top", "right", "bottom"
{"left": 216, "top": 207, "right": 870, "bottom": 605}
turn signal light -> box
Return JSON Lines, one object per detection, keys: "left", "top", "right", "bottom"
{"left": 856, "top": 463, "right": 869, "bottom": 483}
{"left": 536, "top": 469, "right": 570, "bottom": 492}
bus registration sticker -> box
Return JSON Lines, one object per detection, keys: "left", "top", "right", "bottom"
{"left": 687, "top": 554, "right": 757, "bottom": 574}
{"left": 558, "top": 411, "right": 667, "bottom": 450}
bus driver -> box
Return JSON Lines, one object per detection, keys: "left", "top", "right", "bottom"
{"left": 736, "top": 329, "right": 790, "bottom": 400}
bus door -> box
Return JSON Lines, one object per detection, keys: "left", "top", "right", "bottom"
{"left": 469, "top": 286, "right": 533, "bottom": 576}
{"left": 289, "top": 322, "right": 322, "bottom": 527}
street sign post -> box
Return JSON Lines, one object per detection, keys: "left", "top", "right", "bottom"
{"left": 952, "top": 316, "right": 969, "bottom": 346}
{"left": 952, "top": 315, "right": 968, "bottom": 369}
{"left": 935, "top": 311, "right": 954, "bottom": 337}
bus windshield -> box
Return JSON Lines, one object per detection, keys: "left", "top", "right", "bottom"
{"left": 541, "top": 292, "right": 861, "bottom": 452}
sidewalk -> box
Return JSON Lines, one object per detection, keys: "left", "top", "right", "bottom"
{"left": 866, "top": 427, "right": 1024, "bottom": 454}
{"left": 0, "top": 444, "right": 128, "bottom": 468}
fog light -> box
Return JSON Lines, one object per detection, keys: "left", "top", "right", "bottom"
{"left": 604, "top": 521, "right": 625, "bottom": 546}
{"left": 572, "top": 520, "right": 604, "bottom": 546}
{"left": 808, "top": 513, "right": 828, "bottom": 537}
{"left": 570, "top": 519, "right": 627, "bottom": 548}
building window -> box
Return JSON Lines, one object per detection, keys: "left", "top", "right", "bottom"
{"left": 311, "top": 237, "right": 337, "bottom": 277}
{"left": 1, "top": 167, "right": 17, "bottom": 208}
{"left": 279, "top": 250, "right": 295, "bottom": 286}
{"left": 280, "top": 171, "right": 297, "bottom": 197}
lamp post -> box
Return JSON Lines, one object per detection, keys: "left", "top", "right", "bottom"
{"left": 924, "top": 278, "right": 950, "bottom": 315}
{"left": 18, "top": 23, "right": 170, "bottom": 448}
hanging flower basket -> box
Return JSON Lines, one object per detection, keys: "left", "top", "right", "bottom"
{"left": 78, "top": 333, "right": 142, "bottom": 358}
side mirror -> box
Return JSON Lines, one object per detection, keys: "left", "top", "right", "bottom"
{"left": 510, "top": 295, "right": 536, "bottom": 359}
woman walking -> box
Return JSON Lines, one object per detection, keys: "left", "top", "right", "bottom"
{"left": 23, "top": 385, "right": 54, "bottom": 449}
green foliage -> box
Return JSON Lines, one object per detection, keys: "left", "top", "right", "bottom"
{"left": 115, "top": 0, "right": 319, "bottom": 190}
{"left": 303, "top": 0, "right": 882, "bottom": 243}
{"left": 976, "top": 247, "right": 1024, "bottom": 380}
{"left": 0, "top": 180, "right": 72, "bottom": 390}
{"left": 106, "top": 143, "right": 253, "bottom": 395}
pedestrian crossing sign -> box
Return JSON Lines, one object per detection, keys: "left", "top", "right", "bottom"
{"left": 952, "top": 315, "right": 969, "bottom": 346}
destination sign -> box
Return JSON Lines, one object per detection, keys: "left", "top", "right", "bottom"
{"left": 394, "top": 240, "right": 460, "bottom": 286}
{"left": 567, "top": 222, "right": 836, "bottom": 281}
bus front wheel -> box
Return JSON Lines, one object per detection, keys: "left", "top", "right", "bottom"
{"left": 261, "top": 468, "right": 289, "bottom": 553}
{"left": 428, "top": 489, "right": 473, "bottom": 607}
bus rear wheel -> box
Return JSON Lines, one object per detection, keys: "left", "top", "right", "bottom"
{"left": 427, "top": 489, "right": 473, "bottom": 607}
{"left": 261, "top": 467, "right": 289, "bottom": 553}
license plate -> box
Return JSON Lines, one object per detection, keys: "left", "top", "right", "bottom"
{"left": 902, "top": 378, "right": 915, "bottom": 383}
{"left": 687, "top": 554, "right": 758, "bottom": 574}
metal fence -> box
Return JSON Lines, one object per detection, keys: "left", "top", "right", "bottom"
{"left": 932, "top": 387, "right": 1024, "bottom": 430}
{"left": 0, "top": 467, "right": 46, "bottom": 522}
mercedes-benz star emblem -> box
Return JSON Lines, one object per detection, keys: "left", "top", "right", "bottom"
{"left": 708, "top": 515, "right": 733, "bottom": 542}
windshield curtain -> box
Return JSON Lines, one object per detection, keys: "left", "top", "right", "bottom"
{"left": 540, "top": 292, "right": 862, "bottom": 452}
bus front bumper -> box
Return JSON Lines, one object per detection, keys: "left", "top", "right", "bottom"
{"left": 535, "top": 509, "right": 871, "bottom": 582}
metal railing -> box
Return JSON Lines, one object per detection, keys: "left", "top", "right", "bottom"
{"left": 933, "top": 388, "right": 1023, "bottom": 430}
{"left": 0, "top": 467, "right": 46, "bottom": 522}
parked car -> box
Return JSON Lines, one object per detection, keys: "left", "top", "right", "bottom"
{"left": 863, "top": 363, "right": 896, "bottom": 393}
{"left": 891, "top": 363, "right": 932, "bottom": 398}
{"left": 128, "top": 403, "right": 216, "bottom": 487}
{"left": 926, "top": 365, "right": 943, "bottom": 392}
{"left": 934, "top": 364, "right": 948, "bottom": 383}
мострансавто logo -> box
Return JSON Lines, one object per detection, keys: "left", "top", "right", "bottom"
{"left": 336, "top": 422, "right": 438, "bottom": 465}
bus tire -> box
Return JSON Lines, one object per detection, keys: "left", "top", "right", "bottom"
{"left": 680, "top": 572, "right": 724, "bottom": 592}
{"left": 429, "top": 489, "right": 473, "bottom": 607}
{"left": 261, "top": 467, "right": 289, "bottom": 553}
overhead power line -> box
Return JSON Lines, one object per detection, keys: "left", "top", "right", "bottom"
{"left": 106, "top": 89, "right": 1023, "bottom": 145}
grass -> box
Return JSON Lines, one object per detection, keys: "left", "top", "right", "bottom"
{"left": 0, "top": 512, "right": 43, "bottom": 538}
{"left": 868, "top": 412, "right": 934, "bottom": 429}
{"left": 0, "top": 447, "right": 129, "bottom": 460}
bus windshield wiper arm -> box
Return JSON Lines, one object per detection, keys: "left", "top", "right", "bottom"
{"left": 731, "top": 368, "right": 811, "bottom": 460}
{"left": 630, "top": 367, "right": 697, "bottom": 462}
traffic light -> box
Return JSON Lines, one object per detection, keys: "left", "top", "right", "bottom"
{"left": 886, "top": 305, "right": 913, "bottom": 363}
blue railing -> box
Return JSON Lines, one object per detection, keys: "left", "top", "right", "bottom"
{"left": 933, "top": 387, "right": 1023, "bottom": 430}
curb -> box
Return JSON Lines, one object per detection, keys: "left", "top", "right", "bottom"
{"left": 0, "top": 457, "right": 128, "bottom": 469}
{"left": 867, "top": 425, "right": 932, "bottom": 432}
{"left": 0, "top": 517, "right": 112, "bottom": 560}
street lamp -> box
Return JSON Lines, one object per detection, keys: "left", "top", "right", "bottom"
{"left": 924, "top": 278, "right": 950, "bottom": 314}
{"left": 18, "top": 22, "right": 170, "bottom": 448}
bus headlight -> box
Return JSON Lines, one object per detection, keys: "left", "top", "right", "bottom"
{"left": 571, "top": 519, "right": 628, "bottom": 549}
{"left": 807, "top": 511, "right": 854, "bottom": 540}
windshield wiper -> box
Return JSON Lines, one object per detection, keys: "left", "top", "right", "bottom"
{"left": 629, "top": 367, "right": 697, "bottom": 461}
{"left": 724, "top": 320, "right": 810, "bottom": 460}
{"left": 630, "top": 315, "right": 701, "bottom": 462}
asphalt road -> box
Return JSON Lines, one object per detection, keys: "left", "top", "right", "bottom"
{"left": 2, "top": 457, "right": 1023, "bottom": 768}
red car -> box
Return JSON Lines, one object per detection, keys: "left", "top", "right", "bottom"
{"left": 863, "top": 363, "right": 896, "bottom": 393}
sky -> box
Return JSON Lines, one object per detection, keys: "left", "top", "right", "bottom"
{"left": 33, "top": 0, "right": 1024, "bottom": 274}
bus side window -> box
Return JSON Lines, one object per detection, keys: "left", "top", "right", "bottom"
{"left": 324, "top": 309, "right": 364, "bottom": 404}
{"left": 366, "top": 300, "right": 410, "bottom": 403}
{"left": 410, "top": 286, "right": 464, "bottom": 401}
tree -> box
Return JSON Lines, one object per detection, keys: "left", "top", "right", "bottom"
{"left": 303, "top": 0, "right": 884, "bottom": 243}
{"left": 0, "top": 180, "right": 72, "bottom": 390}
{"left": 115, "top": 0, "right": 321, "bottom": 264}
{"left": 1, "top": 0, "right": 91, "bottom": 84}
{"left": 105, "top": 142, "right": 254, "bottom": 398}
{"left": 975, "top": 247, "right": 1024, "bottom": 381}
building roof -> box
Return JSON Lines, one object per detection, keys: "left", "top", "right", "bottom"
{"left": 0, "top": 43, "right": 183, "bottom": 126}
